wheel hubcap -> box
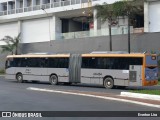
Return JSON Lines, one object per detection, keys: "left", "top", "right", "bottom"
{"left": 51, "top": 76, "right": 56, "bottom": 83}
{"left": 107, "top": 81, "right": 111, "bottom": 86}
{"left": 18, "top": 76, "right": 21, "bottom": 81}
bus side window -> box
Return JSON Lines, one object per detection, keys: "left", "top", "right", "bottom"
{"left": 62, "top": 58, "right": 69, "bottom": 68}
{"left": 14, "top": 58, "right": 26, "bottom": 67}
{"left": 82, "top": 57, "right": 97, "bottom": 69}
{"left": 27, "top": 58, "right": 42, "bottom": 68}
{"left": 40, "top": 58, "right": 48, "bottom": 68}
{"left": 49, "top": 58, "right": 56, "bottom": 68}
{"left": 81, "top": 58, "right": 88, "bottom": 68}
{"left": 57, "top": 58, "right": 69, "bottom": 68}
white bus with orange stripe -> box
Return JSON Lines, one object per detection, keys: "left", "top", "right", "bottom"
{"left": 5, "top": 52, "right": 158, "bottom": 89}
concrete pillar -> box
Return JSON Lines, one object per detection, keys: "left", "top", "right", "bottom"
{"left": 0, "top": 4, "right": 1, "bottom": 11}
{"left": 50, "top": 0, "right": 51, "bottom": 8}
{"left": 7, "top": 2, "right": 8, "bottom": 15}
{"left": 15, "top": 0, "right": 16, "bottom": 13}
{"left": 23, "top": 0, "right": 25, "bottom": 12}
{"left": 93, "top": 9, "right": 101, "bottom": 36}
{"left": 144, "top": 1, "right": 149, "bottom": 32}
{"left": 18, "top": 20, "right": 22, "bottom": 34}
{"left": 52, "top": 15, "right": 56, "bottom": 40}
{"left": 31, "top": 0, "right": 34, "bottom": 10}
{"left": 93, "top": 9, "right": 98, "bottom": 36}
{"left": 41, "top": 0, "right": 43, "bottom": 5}
{"left": 52, "top": 15, "right": 62, "bottom": 40}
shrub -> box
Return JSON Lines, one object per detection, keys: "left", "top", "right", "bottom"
{"left": 0, "top": 69, "right": 5, "bottom": 74}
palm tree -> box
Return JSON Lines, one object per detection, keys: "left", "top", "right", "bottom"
{"left": 95, "top": 0, "right": 145, "bottom": 52}
{"left": 1, "top": 33, "right": 21, "bottom": 55}
{"left": 95, "top": 3, "right": 116, "bottom": 51}
{"left": 113, "top": 0, "right": 145, "bottom": 53}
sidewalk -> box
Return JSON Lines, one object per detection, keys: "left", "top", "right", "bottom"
{"left": 121, "top": 92, "right": 160, "bottom": 101}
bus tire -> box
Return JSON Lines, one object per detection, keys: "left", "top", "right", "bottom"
{"left": 50, "top": 74, "right": 58, "bottom": 85}
{"left": 104, "top": 77, "right": 114, "bottom": 89}
{"left": 16, "top": 73, "right": 23, "bottom": 83}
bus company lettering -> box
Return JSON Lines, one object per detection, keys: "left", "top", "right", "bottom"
{"left": 93, "top": 73, "right": 102, "bottom": 76}
{"left": 25, "top": 69, "right": 31, "bottom": 74}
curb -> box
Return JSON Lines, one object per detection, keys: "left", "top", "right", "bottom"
{"left": 0, "top": 75, "right": 5, "bottom": 77}
{"left": 120, "top": 92, "right": 160, "bottom": 101}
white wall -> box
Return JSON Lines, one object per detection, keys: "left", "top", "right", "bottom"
{"left": 144, "top": 2, "right": 149, "bottom": 32}
{"left": 148, "top": 1, "right": 160, "bottom": 32}
{"left": 0, "top": 22, "right": 18, "bottom": 45}
{"left": 0, "top": 0, "right": 11, "bottom": 3}
{"left": 21, "top": 17, "right": 52, "bottom": 43}
{"left": 101, "top": 17, "right": 128, "bottom": 29}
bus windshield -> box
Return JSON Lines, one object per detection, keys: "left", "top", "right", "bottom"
{"left": 145, "top": 55, "right": 158, "bottom": 81}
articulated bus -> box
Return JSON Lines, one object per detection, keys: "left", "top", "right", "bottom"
{"left": 5, "top": 52, "right": 158, "bottom": 89}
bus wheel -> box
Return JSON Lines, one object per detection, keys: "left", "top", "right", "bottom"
{"left": 50, "top": 75, "right": 58, "bottom": 85}
{"left": 104, "top": 77, "right": 114, "bottom": 89}
{"left": 16, "top": 73, "right": 23, "bottom": 83}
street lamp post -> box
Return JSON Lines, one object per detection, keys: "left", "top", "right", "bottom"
{"left": 127, "top": 11, "right": 130, "bottom": 53}
{"left": 109, "top": 19, "right": 112, "bottom": 51}
{"left": 41, "top": 8, "right": 52, "bottom": 46}
{"left": 108, "top": 11, "right": 113, "bottom": 51}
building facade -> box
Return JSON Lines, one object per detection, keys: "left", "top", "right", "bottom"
{"left": 0, "top": 0, "right": 137, "bottom": 45}
{"left": 0, "top": 0, "right": 160, "bottom": 69}
{"left": 144, "top": 0, "right": 160, "bottom": 32}
{"left": 0, "top": 0, "right": 159, "bottom": 44}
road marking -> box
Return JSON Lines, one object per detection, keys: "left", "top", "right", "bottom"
{"left": 27, "top": 87, "right": 160, "bottom": 108}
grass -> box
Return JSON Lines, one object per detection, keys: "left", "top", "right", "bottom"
{"left": 130, "top": 80, "right": 160, "bottom": 95}
{"left": 0, "top": 69, "right": 5, "bottom": 75}
{"left": 130, "top": 90, "right": 160, "bottom": 95}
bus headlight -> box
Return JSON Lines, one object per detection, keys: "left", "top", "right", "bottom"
{"left": 146, "top": 75, "right": 150, "bottom": 79}
{"left": 154, "top": 73, "right": 158, "bottom": 77}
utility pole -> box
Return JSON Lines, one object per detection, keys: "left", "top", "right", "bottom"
{"left": 109, "top": 20, "right": 112, "bottom": 51}
{"left": 108, "top": 11, "right": 113, "bottom": 51}
{"left": 128, "top": 11, "right": 130, "bottom": 53}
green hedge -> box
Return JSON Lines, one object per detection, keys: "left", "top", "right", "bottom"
{"left": 0, "top": 69, "right": 5, "bottom": 75}
{"left": 130, "top": 90, "right": 160, "bottom": 95}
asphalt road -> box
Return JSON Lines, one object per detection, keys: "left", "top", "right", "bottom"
{"left": 0, "top": 76, "right": 159, "bottom": 120}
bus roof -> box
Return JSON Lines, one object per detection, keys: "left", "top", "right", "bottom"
{"left": 6, "top": 54, "right": 70, "bottom": 58}
{"left": 6, "top": 53, "right": 154, "bottom": 58}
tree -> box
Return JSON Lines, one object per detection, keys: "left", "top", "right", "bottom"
{"left": 113, "top": 0, "right": 145, "bottom": 53}
{"left": 95, "top": 3, "right": 116, "bottom": 51}
{"left": 95, "top": 0, "right": 145, "bottom": 52}
{"left": 1, "top": 33, "right": 21, "bottom": 55}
